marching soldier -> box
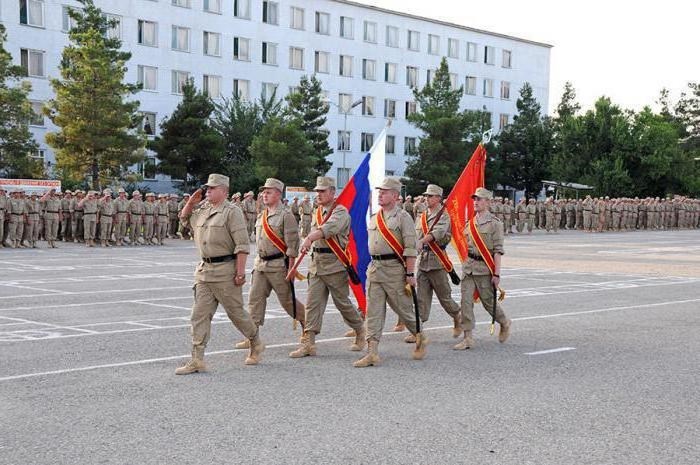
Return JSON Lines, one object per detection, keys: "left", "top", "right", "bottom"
{"left": 97, "top": 189, "right": 115, "bottom": 247}
{"left": 290, "top": 197, "right": 301, "bottom": 223}
{"left": 242, "top": 191, "right": 257, "bottom": 239}
{"left": 72, "top": 190, "right": 84, "bottom": 242}
{"left": 168, "top": 194, "right": 179, "bottom": 238}
{"left": 515, "top": 198, "right": 527, "bottom": 233}
{"left": 354, "top": 177, "right": 427, "bottom": 368}
{"left": 25, "top": 193, "right": 41, "bottom": 248}
{"left": 403, "top": 195, "right": 415, "bottom": 220}
{"left": 128, "top": 190, "right": 145, "bottom": 245}
{"left": 143, "top": 193, "right": 157, "bottom": 245}
{"left": 456, "top": 187, "right": 511, "bottom": 350}
{"left": 582, "top": 195, "right": 593, "bottom": 231}
{"left": 553, "top": 199, "right": 562, "bottom": 233}
{"left": 235, "top": 178, "right": 306, "bottom": 349}
{"left": 409, "top": 184, "right": 462, "bottom": 342}
{"left": 7, "top": 190, "right": 27, "bottom": 248}
{"left": 60, "top": 190, "right": 73, "bottom": 242}
{"left": 176, "top": 173, "right": 264, "bottom": 374}
{"left": 545, "top": 197, "right": 555, "bottom": 233}
{"left": 113, "top": 188, "right": 130, "bottom": 246}
{"left": 290, "top": 176, "right": 366, "bottom": 358}
{"left": 0, "top": 188, "right": 7, "bottom": 246}
{"left": 79, "top": 191, "right": 98, "bottom": 247}
{"left": 526, "top": 198, "right": 537, "bottom": 234}
{"left": 177, "top": 193, "right": 192, "bottom": 239}
{"left": 413, "top": 195, "right": 427, "bottom": 219}
{"left": 299, "top": 194, "right": 313, "bottom": 238}
{"left": 40, "top": 189, "right": 61, "bottom": 248}
{"left": 503, "top": 198, "right": 513, "bottom": 234}
{"left": 156, "top": 194, "right": 169, "bottom": 245}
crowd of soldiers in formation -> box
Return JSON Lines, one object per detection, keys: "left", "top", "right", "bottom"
{"left": 1, "top": 187, "right": 698, "bottom": 250}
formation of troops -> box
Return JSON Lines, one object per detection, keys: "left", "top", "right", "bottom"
{"left": 175, "top": 173, "right": 510, "bottom": 374}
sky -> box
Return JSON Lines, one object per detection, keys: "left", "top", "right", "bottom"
{"left": 369, "top": 0, "right": 698, "bottom": 114}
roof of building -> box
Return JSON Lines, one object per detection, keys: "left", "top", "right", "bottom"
{"left": 333, "top": 0, "right": 553, "bottom": 49}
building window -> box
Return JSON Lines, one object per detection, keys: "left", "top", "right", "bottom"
{"left": 105, "top": 14, "right": 122, "bottom": 40}
{"left": 20, "top": 49, "right": 44, "bottom": 77}
{"left": 137, "top": 65, "right": 158, "bottom": 91}
{"left": 499, "top": 114, "right": 509, "bottom": 130}
{"left": 203, "top": 75, "right": 221, "bottom": 98}
{"left": 384, "top": 62, "right": 397, "bottom": 83}
{"left": 290, "top": 6, "right": 304, "bottom": 30}
{"left": 428, "top": 34, "right": 440, "bottom": 55}
{"left": 29, "top": 101, "right": 44, "bottom": 126}
{"left": 140, "top": 112, "right": 157, "bottom": 135}
{"left": 448, "top": 38, "right": 459, "bottom": 59}
{"left": 233, "top": 79, "right": 250, "bottom": 100}
{"left": 386, "top": 26, "right": 398, "bottom": 47}
{"left": 406, "top": 66, "right": 418, "bottom": 88}
{"left": 172, "top": 0, "right": 191, "bottom": 8}
{"left": 465, "top": 76, "right": 477, "bottom": 95}
{"left": 385, "top": 135, "right": 395, "bottom": 154}
{"left": 449, "top": 73, "right": 458, "bottom": 91}
{"left": 314, "top": 51, "right": 329, "bottom": 73}
{"left": 362, "top": 59, "right": 376, "bottom": 81}
{"left": 143, "top": 156, "right": 157, "bottom": 180}
{"left": 500, "top": 81, "right": 511, "bottom": 100}
{"left": 233, "top": 37, "right": 250, "bottom": 61}
{"left": 138, "top": 20, "right": 158, "bottom": 47}
{"left": 426, "top": 69, "right": 434, "bottom": 85}
{"left": 361, "top": 132, "right": 374, "bottom": 152}
{"left": 502, "top": 50, "right": 512, "bottom": 68}
{"left": 289, "top": 47, "right": 304, "bottom": 70}
{"left": 171, "top": 71, "right": 190, "bottom": 94}
{"left": 61, "top": 6, "right": 78, "bottom": 32}
{"left": 339, "top": 16, "right": 353, "bottom": 39}
{"left": 30, "top": 148, "right": 46, "bottom": 161}
{"left": 234, "top": 0, "right": 251, "bottom": 19}
{"left": 361, "top": 96, "right": 374, "bottom": 116}
{"left": 262, "top": 1, "right": 279, "bottom": 25}
{"left": 337, "top": 130, "right": 350, "bottom": 151}
{"left": 404, "top": 137, "right": 417, "bottom": 156}
{"left": 261, "top": 82, "right": 278, "bottom": 100}
{"left": 467, "top": 42, "right": 477, "bottom": 62}
{"left": 171, "top": 26, "right": 190, "bottom": 52}
{"left": 405, "top": 101, "right": 417, "bottom": 117}
{"left": 337, "top": 167, "right": 350, "bottom": 188}
{"left": 363, "top": 21, "right": 377, "bottom": 43}
{"left": 203, "top": 0, "right": 222, "bottom": 13}
{"left": 20, "top": 0, "right": 44, "bottom": 27}
{"left": 339, "top": 55, "right": 353, "bottom": 77}
{"left": 484, "top": 46, "right": 495, "bottom": 65}
{"left": 338, "top": 93, "right": 352, "bottom": 113}
{"left": 315, "top": 12, "right": 330, "bottom": 35}
{"left": 407, "top": 30, "right": 419, "bottom": 51}
{"left": 203, "top": 31, "right": 221, "bottom": 57}
{"left": 384, "top": 99, "right": 396, "bottom": 118}
{"left": 262, "top": 42, "right": 278, "bottom": 65}
{"left": 483, "top": 78, "right": 494, "bottom": 97}
{"left": 288, "top": 85, "right": 301, "bottom": 96}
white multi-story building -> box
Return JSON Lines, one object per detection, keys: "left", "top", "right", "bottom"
{"left": 4, "top": 0, "right": 551, "bottom": 191}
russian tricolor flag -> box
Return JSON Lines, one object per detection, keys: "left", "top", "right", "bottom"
{"left": 335, "top": 125, "right": 388, "bottom": 314}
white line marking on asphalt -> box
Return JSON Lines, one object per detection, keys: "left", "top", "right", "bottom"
{"left": 1, "top": 297, "right": 698, "bottom": 382}
{"left": 525, "top": 347, "right": 576, "bottom": 355}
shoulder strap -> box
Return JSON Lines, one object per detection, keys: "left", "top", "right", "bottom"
{"left": 421, "top": 211, "right": 454, "bottom": 273}
{"left": 376, "top": 209, "right": 406, "bottom": 267}
{"left": 468, "top": 218, "right": 496, "bottom": 275}
{"left": 262, "top": 208, "right": 287, "bottom": 254}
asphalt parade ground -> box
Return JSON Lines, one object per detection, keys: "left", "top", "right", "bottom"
{"left": 1, "top": 229, "right": 698, "bottom": 465}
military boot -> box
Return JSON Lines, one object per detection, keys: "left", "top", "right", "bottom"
{"left": 403, "top": 333, "right": 416, "bottom": 343}
{"left": 343, "top": 328, "right": 356, "bottom": 338}
{"left": 353, "top": 341, "right": 380, "bottom": 368}
{"left": 412, "top": 334, "right": 429, "bottom": 360}
{"left": 452, "top": 312, "right": 463, "bottom": 338}
{"left": 289, "top": 331, "right": 316, "bottom": 358}
{"left": 245, "top": 333, "right": 265, "bottom": 365}
{"left": 349, "top": 326, "right": 366, "bottom": 351}
{"left": 392, "top": 319, "right": 406, "bottom": 332}
{"left": 453, "top": 331, "right": 475, "bottom": 350}
{"left": 234, "top": 338, "right": 250, "bottom": 350}
{"left": 175, "top": 348, "right": 207, "bottom": 375}
{"left": 498, "top": 319, "right": 512, "bottom": 343}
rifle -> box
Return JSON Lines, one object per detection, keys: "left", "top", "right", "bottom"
{"left": 489, "top": 283, "right": 497, "bottom": 336}
{"left": 409, "top": 284, "right": 423, "bottom": 349}
{"left": 423, "top": 202, "right": 461, "bottom": 285}
{"left": 285, "top": 256, "right": 302, "bottom": 331}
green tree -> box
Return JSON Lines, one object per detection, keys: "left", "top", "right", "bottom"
{"left": 44, "top": 0, "right": 144, "bottom": 189}
{"left": 212, "top": 94, "right": 264, "bottom": 194}
{"left": 497, "top": 82, "right": 554, "bottom": 197}
{"left": 149, "top": 80, "right": 224, "bottom": 189}
{"left": 285, "top": 75, "right": 333, "bottom": 176}
{"left": 0, "top": 24, "right": 42, "bottom": 178}
{"left": 404, "top": 57, "right": 490, "bottom": 194}
{"left": 250, "top": 117, "right": 316, "bottom": 187}
{"left": 549, "top": 82, "right": 586, "bottom": 183}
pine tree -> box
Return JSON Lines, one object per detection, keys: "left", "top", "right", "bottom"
{"left": 149, "top": 80, "right": 224, "bottom": 189}
{"left": 285, "top": 75, "right": 333, "bottom": 176}
{"left": 44, "top": 0, "right": 144, "bottom": 189}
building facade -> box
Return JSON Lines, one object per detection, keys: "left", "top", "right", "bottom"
{"left": 4, "top": 0, "right": 551, "bottom": 191}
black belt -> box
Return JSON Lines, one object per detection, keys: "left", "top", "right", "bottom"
{"left": 46, "top": 211, "right": 59, "bottom": 213}
{"left": 83, "top": 212, "right": 96, "bottom": 216}
{"left": 313, "top": 247, "right": 333, "bottom": 253}
{"left": 371, "top": 253, "right": 399, "bottom": 261}
{"left": 158, "top": 214, "right": 168, "bottom": 217}
{"left": 259, "top": 252, "right": 284, "bottom": 261}
{"left": 468, "top": 252, "right": 484, "bottom": 261}
{"left": 101, "top": 214, "right": 113, "bottom": 218}
{"left": 201, "top": 255, "right": 235, "bottom": 264}
{"left": 11, "top": 213, "right": 22, "bottom": 216}
{"left": 583, "top": 209, "right": 592, "bottom": 211}
{"left": 116, "top": 211, "right": 127, "bottom": 214}
{"left": 422, "top": 244, "right": 447, "bottom": 251}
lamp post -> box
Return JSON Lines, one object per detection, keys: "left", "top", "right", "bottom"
{"left": 326, "top": 98, "right": 363, "bottom": 188}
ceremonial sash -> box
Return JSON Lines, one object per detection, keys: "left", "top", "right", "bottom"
{"left": 420, "top": 211, "right": 454, "bottom": 273}
{"left": 376, "top": 209, "right": 406, "bottom": 267}
{"left": 315, "top": 207, "right": 352, "bottom": 268}
{"left": 262, "top": 208, "right": 288, "bottom": 254}
{"left": 468, "top": 216, "right": 497, "bottom": 302}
